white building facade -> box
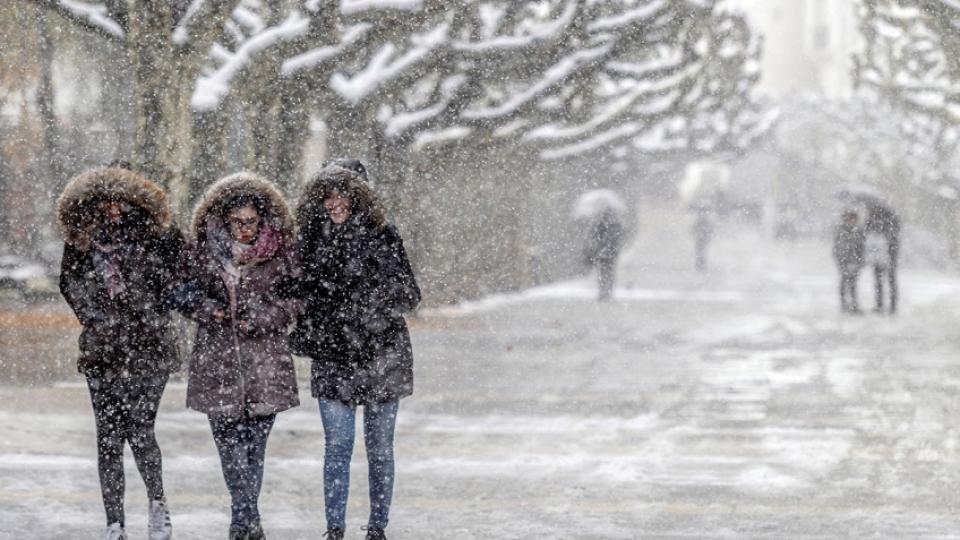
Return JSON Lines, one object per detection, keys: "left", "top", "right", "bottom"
{"left": 721, "top": 0, "right": 862, "bottom": 98}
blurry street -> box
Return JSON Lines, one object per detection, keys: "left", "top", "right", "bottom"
{"left": 5, "top": 208, "right": 960, "bottom": 539}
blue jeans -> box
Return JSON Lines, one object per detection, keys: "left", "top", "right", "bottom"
{"left": 209, "top": 414, "right": 276, "bottom": 529}
{"left": 319, "top": 399, "right": 399, "bottom": 530}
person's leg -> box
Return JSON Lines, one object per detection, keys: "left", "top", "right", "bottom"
{"left": 363, "top": 401, "right": 399, "bottom": 531}
{"left": 889, "top": 265, "right": 898, "bottom": 313}
{"left": 873, "top": 265, "right": 884, "bottom": 311}
{"left": 209, "top": 415, "right": 251, "bottom": 530}
{"left": 597, "top": 258, "right": 614, "bottom": 300}
{"left": 319, "top": 399, "right": 358, "bottom": 531}
{"left": 87, "top": 376, "right": 128, "bottom": 527}
{"left": 242, "top": 414, "right": 276, "bottom": 530}
{"left": 849, "top": 270, "right": 860, "bottom": 311}
{"left": 838, "top": 271, "right": 848, "bottom": 311}
{"left": 125, "top": 375, "right": 168, "bottom": 501}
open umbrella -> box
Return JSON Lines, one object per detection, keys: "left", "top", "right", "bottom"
{"left": 572, "top": 189, "right": 627, "bottom": 220}
{"left": 835, "top": 182, "right": 888, "bottom": 208}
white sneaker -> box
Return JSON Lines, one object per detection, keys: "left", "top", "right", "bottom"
{"left": 104, "top": 523, "right": 127, "bottom": 540}
{"left": 148, "top": 498, "right": 173, "bottom": 540}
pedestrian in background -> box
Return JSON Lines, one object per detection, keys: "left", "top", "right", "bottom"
{"left": 282, "top": 163, "right": 421, "bottom": 540}
{"left": 585, "top": 207, "right": 624, "bottom": 301}
{"left": 833, "top": 208, "right": 865, "bottom": 314}
{"left": 178, "top": 173, "right": 300, "bottom": 540}
{"left": 864, "top": 205, "right": 900, "bottom": 314}
{"left": 58, "top": 165, "right": 181, "bottom": 540}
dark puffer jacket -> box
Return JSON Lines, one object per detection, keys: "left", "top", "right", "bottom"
{"left": 180, "top": 173, "right": 300, "bottom": 418}
{"left": 286, "top": 167, "right": 421, "bottom": 405}
{"left": 57, "top": 167, "right": 184, "bottom": 378}
{"left": 833, "top": 220, "right": 865, "bottom": 273}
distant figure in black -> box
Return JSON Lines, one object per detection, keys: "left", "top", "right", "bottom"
{"left": 585, "top": 208, "right": 624, "bottom": 301}
{"left": 864, "top": 205, "right": 900, "bottom": 314}
{"left": 833, "top": 209, "right": 865, "bottom": 314}
{"left": 693, "top": 209, "right": 713, "bottom": 272}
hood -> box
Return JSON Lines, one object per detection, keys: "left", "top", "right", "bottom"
{"left": 191, "top": 172, "right": 293, "bottom": 244}
{"left": 57, "top": 167, "right": 171, "bottom": 250}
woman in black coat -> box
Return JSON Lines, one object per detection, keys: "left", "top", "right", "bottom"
{"left": 283, "top": 164, "right": 420, "bottom": 540}
{"left": 57, "top": 166, "right": 182, "bottom": 540}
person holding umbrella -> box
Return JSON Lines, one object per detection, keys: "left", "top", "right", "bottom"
{"left": 864, "top": 204, "right": 900, "bottom": 314}
{"left": 833, "top": 208, "right": 865, "bottom": 314}
{"left": 573, "top": 189, "right": 627, "bottom": 301}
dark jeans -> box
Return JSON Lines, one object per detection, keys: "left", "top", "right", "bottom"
{"left": 695, "top": 240, "right": 708, "bottom": 272}
{"left": 209, "top": 413, "right": 276, "bottom": 529}
{"left": 873, "top": 264, "right": 898, "bottom": 313}
{"left": 839, "top": 269, "right": 859, "bottom": 312}
{"left": 319, "top": 399, "right": 398, "bottom": 530}
{"left": 87, "top": 374, "right": 168, "bottom": 527}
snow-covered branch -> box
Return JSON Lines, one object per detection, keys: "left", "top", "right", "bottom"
{"left": 33, "top": 0, "right": 124, "bottom": 40}
{"left": 193, "top": 10, "right": 311, "bottom": 111}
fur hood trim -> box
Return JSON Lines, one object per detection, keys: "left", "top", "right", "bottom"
{"left": 57, "top": 167, "right": 171, "bottom": 250}
{"left": 297, "top": 166, "right": 387, "bottom": 232}
{"left": 191, "top": 172, "right": 293, "bottom": 242}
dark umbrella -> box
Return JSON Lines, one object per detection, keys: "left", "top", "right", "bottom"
{"left": 835, "top": 182, "right": 888, "bottom": 208}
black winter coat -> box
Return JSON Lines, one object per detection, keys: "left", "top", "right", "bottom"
{"left": 286, "top": 221, "right": 420, "bottom": 405}
{"left": 833, "top": 222, "right": 865, "bottom": 273}
{"left": 60, "top": 226, "right": 184, "bottom": 377}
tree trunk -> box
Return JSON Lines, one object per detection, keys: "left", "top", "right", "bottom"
{"left": 126, "top": 4, "right": 194, "bottom": 219}
{"left": 275, "top": 81, "right": 311, "bottom": 194}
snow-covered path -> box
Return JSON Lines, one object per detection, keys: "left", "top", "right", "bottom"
{"left": 5, "top": 214, "right": 960, "bottom": 539}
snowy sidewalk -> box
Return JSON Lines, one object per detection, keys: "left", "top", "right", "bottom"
{"left": 5, "top": 222, "right": 960, "bottom": 539}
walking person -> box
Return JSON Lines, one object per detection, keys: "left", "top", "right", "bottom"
{"left": 57, "top": 165, "right": 182, "bottom": 540}
{"left": 833, "top": 208, "right": 865, "bottom": 314}
{"left": 177, "top": 173, "right": 300, "bottom": 540}
{"left": 585, "top": 208, "right": 624, "bottom": 301}
{"left": 282, "top": 164, "right": 421, "bottom": 540}
{"left": 864, "top": 205, "right": 900, "bottom": 314}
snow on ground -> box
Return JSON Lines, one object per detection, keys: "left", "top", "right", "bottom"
{"left": 5, "top": 205, "right": 960, "bottom": 538}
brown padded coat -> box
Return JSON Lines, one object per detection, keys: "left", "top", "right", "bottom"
{"left": 182, "top": 173, "right": 300, "bottom": 418}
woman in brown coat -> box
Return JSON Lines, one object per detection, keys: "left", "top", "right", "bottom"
{"left": 58, "top": 165, "right": 181, "bottom": 540}
{"left": 177, "top": 173, "right": 299, "bottom": 540}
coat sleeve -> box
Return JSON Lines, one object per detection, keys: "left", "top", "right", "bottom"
{"left": 368, "top": 226, "right": 421, "bottom": 316}
{"left": 168, "top": 243, "right": 230, "bottom": 326}
{"left": 59, "top": 243, "right": 103, "bottom": 326}
{"left": 241, "top": 258, "right": 302, "bottom": 335}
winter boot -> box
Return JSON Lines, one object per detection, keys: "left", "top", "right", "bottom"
{"left": 148, "top": 497, "right": 172, "bottom": 540}
{"left": 322, "top": 528, "right": 344, "bottom": 540}
{"left": 247, "top": 521, "right": 265, "bottom": 540}
{"left": 104, "top": 523, "right": 127, "bottom": 540}
{"left": 365, "top": 527, "right": 387, "bottom": 540}
{"left": 228, "top": 525, "right": 247, "bottom": 540}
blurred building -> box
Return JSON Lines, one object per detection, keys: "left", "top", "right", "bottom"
{"left": 721, "top": 0, "right": 861, "bottom": 98}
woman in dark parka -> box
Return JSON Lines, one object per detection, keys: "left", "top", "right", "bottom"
{"left": 283, "top": 165, "right": 420, "bottom": 540}
{"left": 178, "top": 172, "right": 299, "bottom": 540}
{"left": 57, "top": 166, "right": 181, "bottom": 540}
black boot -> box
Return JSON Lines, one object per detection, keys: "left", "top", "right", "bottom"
{"left": 365, "top": 527, "right": 387, "bottom": 540}
{"left": 247, "top": 521, "right": 265, "bottom": 540}
{"left": 323, "top": 528, "right": 344, "bottom": 540}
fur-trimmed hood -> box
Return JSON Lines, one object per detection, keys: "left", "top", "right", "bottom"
{"left": 297, "top": 165, "right": 386, "bottom": 232}
{"left": 191, "top": 172, "right": 293, "bottom": 243}
{"left": 57, "top": 167, "right": 172, "bottom": 250}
